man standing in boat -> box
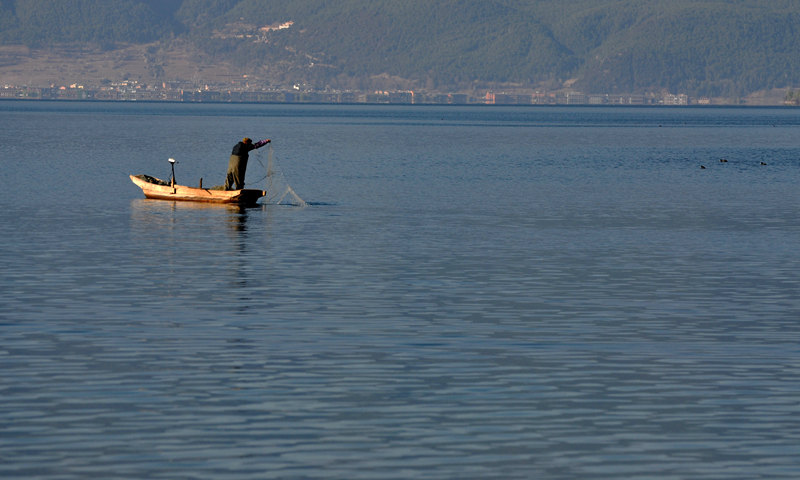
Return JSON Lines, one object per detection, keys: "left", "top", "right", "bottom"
{"left": 225, "top": 137, "right": 271, "bottom": 190}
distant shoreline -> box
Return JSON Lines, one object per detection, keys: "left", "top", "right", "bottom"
{"left": 3, "top": 97, "right": 799, "bottom": 109}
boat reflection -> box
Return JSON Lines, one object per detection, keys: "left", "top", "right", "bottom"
{"left": 129, "top": 198, "right": 272, "bottom": 292}
{"left": 129, "top": 198, "right": 269, "bottom": 237}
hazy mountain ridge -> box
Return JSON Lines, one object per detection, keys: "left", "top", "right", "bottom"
{"left": 1, "top": 0, "right": 799, "bottom": 98}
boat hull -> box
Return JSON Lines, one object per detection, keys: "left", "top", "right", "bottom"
{"left": 130, "top": 175, "right": 265, "bottom": 205}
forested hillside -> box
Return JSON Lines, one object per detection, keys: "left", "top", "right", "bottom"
{"left": 1, "top": 0, "right": 799, "bottom": 98}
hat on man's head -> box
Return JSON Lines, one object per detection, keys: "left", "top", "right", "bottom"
{"left": 242, "top": 137, "right": 251, "bottom": 143}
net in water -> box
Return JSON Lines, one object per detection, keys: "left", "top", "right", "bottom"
{"left": 254, "top": 144, "right": 307, "bottom": 207}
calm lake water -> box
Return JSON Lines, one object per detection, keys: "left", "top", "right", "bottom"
{"left": 1, "top": 100, "right": 799, "bottom": 479}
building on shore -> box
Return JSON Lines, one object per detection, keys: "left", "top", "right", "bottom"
{"left": 2, "top": 83, "right": 774, "bottom": 106}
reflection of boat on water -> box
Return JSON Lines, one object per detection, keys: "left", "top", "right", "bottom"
{"left": 129, "top": 174, "right": 266, "bottom": 205}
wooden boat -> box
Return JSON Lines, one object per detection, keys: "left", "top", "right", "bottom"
{"left": 130, "top": 174, "right": 266, "bottom": 205}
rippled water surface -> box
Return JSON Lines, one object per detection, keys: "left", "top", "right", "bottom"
{"left": 1, "top": 101, "right": 799, "bottom": 479}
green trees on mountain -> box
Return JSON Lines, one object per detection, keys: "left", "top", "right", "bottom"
{"left": 3, "top": 0, "right": 175, "bottom": 47}
{"left": 565, "top": 2, "right": 800, "bottom": 97}
{"left": 1, "top": 0, "right": 799, "bottom": 97}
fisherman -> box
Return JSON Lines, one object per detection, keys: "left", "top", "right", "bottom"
{"left": 224, "top": 137, "right": 271, "bottom": 190}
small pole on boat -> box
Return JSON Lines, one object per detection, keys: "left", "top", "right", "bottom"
{"left": 168, "top": 158, "right": 177, "bottom": 193}
{"left": 168, "top": 158, "right": 177, "bottom": 187}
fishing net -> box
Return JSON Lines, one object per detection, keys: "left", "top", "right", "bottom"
{"left": 253, "top": 144, "right": 308, "bottom": 207}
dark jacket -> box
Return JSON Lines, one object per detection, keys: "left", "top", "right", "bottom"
{"left": 232, "top": 141, "right": 254, "bottom": 159}
{"left": 231, "top": 139, "right": 269, "bottom": 159}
